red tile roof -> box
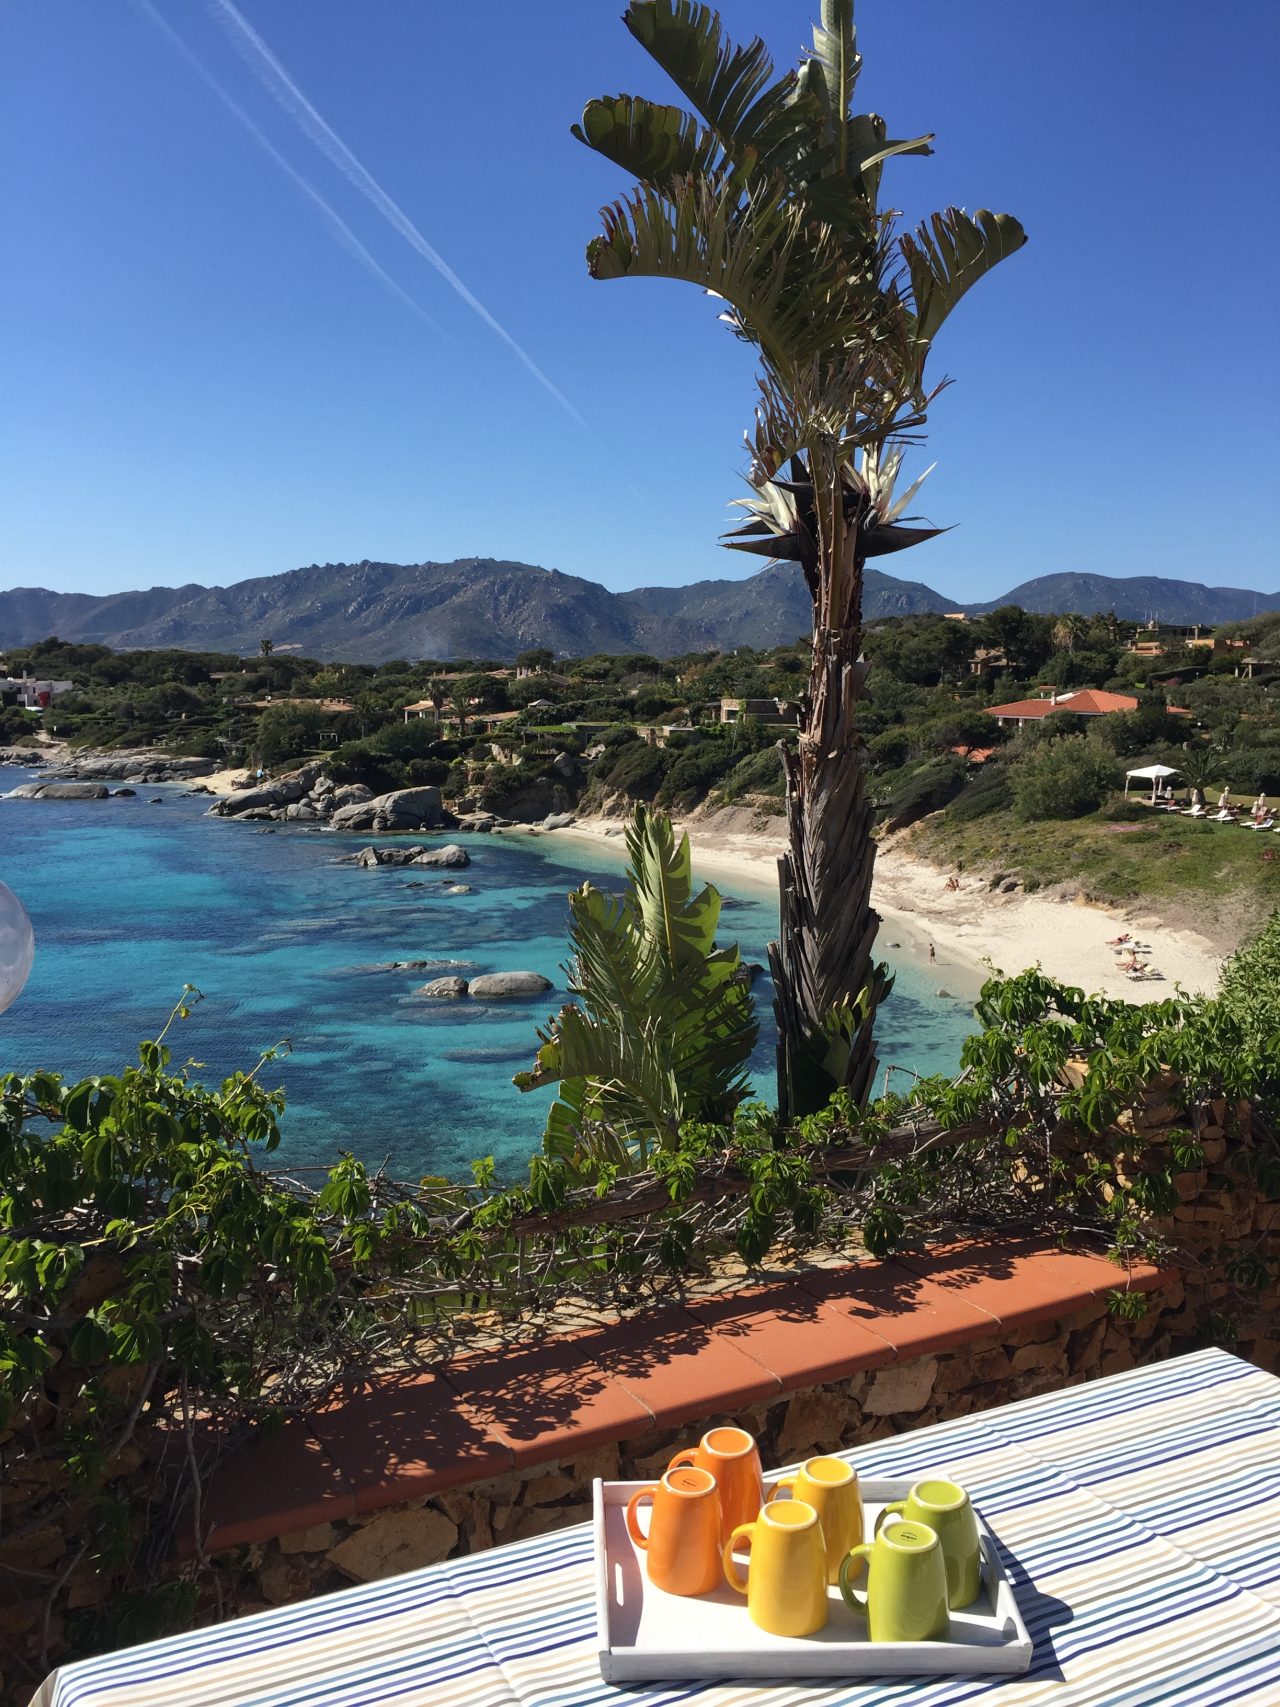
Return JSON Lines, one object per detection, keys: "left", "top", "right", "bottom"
{"left": 986, "top": 689, "right": 1138, "bottom": 719}
{"left": 985, "top": 697, "right": 1061, "bottom": 720}
{"left": 1059, "top": 689, "right": 1139, "bottom": 714}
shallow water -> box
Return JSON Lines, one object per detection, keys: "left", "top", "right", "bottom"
{"left": 0, "top": 772, "right": 977, "bottom": 1178}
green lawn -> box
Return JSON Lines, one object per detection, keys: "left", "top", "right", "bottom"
{"left": 914, "top": 800, "right": 1280, "bottom": 944}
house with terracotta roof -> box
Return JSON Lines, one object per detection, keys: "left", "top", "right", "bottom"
{"left": 985, "top": 688, "right": 1140, "bottom": 729}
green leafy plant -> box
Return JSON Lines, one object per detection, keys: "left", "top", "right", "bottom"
{"left": 514, "top": 805, "right": 758, "bottom": 1168}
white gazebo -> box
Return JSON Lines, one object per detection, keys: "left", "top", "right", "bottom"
{"left": 1124, "top": 763, "right": 1180, "bottom": 802}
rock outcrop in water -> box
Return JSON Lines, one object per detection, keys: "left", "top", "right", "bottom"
{"left": 210, "top": 766, "right": 451, "bottom": 833}
{"left": 417, "top": 976, "right": 469, "bottom": 999}
{"left": 467, "top": 971, "right": 553, "bottom": 999}
{"left": 39, "top": 750, "right": 217, "bottom": 784}
{"left": 329, "top": 786, "right": 445, "bottom": 833}
{"left": 6, "top": 780, "right": 111, "bottom": 800}
{"left": 347, "top": 844, "right": 470, "bottom": 869}
{"left": 416, "top": 970, "right": 552, "bottom": 1000}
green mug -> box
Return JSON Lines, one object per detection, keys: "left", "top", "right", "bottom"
{"left": 839, "top": 1517, "right": 949, "bottom": 1642}
{"left": 875, "top": 1477, "right": 982, "bottom": 1609}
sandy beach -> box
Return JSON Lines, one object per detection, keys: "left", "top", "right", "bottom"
{"left": 536, "top": 811, "right": 1225, "bottom": 1004}
{"left": 203, "top": 764, "right": 251, "bottom": 796}
{"left": 186, "top": 763, "right": 1226, "bottom": 1001}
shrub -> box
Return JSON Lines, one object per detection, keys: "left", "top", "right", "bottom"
{"left": 1212, "top": 748, "right": 1280, "bottom": 796}
{"left": 328, "top": 740, "right": 403, "bottom": 794}
{"left": 656, "top": 739, "right": 740, "bottom": 808}
{"left": 404, "top": 757, "right": 449, "bottom": 787}
{"left": 254, "top": 704, "right": 329, "bottom": 767}
{"left": 600, "top": 722, "right": 642, "bottom": 751}
{"left": 867, "top": 729, "right": 909, "bottom": 771}
{"left": 717, "top": 744, "right": 786, "bottom": 802}
{"left": 882, "top": 756, "right": 967, "bottom": 830}
{"left": 1010, "top": 736, "right": 1118, "bottom": 820}
{"left": 947, "top": 764, "right": 1013, "bottom": 822}
{"left": 601, "top": 741, "right": 667, "bottom": 801}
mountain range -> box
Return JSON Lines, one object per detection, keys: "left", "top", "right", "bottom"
{"left": 1, "top": 559, "right": 1276, "bottom": 662}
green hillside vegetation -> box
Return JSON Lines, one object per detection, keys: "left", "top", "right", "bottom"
{"left": 5, "top": 608, "right": 1279, "bottom": 929}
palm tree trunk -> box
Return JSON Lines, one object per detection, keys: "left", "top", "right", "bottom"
{"left": 768, "top": 538, "right": 890, "bottom": 1118}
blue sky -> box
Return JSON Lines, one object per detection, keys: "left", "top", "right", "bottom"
{"left": 2, "top": 1, "right": 1277, "bottom": 605}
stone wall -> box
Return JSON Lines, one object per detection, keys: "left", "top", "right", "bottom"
{"left": 1060, "top": 1079, "right": 1280, "bottom": 1370}
{"left": 226, "top": 1292, "right": 1176, "bottom": 1610}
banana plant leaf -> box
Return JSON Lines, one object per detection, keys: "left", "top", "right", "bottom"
{"left": 514, "top": 805, "right": 758, "bottom": 1172}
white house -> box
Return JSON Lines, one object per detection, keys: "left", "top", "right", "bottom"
{"left": 0, "top": 675, "right": 75, "bottom": 711}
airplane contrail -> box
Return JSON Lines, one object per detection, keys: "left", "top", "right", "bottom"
{"left": 129, "top": 0, "right": 444, "bottom": 335}
{"left": 207, "top": 0, "right": 586, "bottom": 427}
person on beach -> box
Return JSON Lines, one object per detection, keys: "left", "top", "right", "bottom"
{"left": 928, "top": 942, "right": 936, "bottom": 963}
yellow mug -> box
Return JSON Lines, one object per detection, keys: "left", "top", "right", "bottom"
{"left": 723, "top": 1497, "right": 828, "bottom": 1637}
{"left": 840, "top": 1516, "right": 949, "bottom": 1642}
{"left": 770, "top": 1456, "right": 863, "bottom": 1584}
{"left": 625, "top": 1466, "right": 723, "bottom": 1597}
{"left": 875, "top": 1477, "right": 982, "bottom": 1609}
{"left": 669, "top": 1426, "right": 765, "bottom": 1546}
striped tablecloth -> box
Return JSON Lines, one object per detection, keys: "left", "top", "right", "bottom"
{"left": 36, "top": 1348, "right": 1280, "bottom": 1706}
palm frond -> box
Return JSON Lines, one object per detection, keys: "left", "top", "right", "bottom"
{"left": 572, "top": 96, "right": 727, "bottom": 191}
{"left": 844, "top": 112, "right": 933, "bottom": 204}
{"left": 624, "top": 0, "right": 786, "bottom": 153}
{"left": 900, "top": 206, "right": 1028, "bottom": 350}
{"left": 811, "top": 0, "right": 860, "bottom": 170}
{"left": 586, "top": 175, "right": 862, "bottom": 373}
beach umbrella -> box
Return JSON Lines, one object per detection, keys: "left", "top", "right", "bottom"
{"left": 0, "top": 881, "right": 34, "bottom": 1014}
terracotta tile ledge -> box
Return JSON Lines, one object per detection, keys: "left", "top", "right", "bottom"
{"left": 194, "top": 1238, "right": 1169, "bottom": 1551}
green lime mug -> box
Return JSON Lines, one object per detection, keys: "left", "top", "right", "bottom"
{"left": 839, "top": 1517, "right": 949, "bottom": 1642}
{"left": 874, "top": 1477, "right": 981, "bottom": 1609}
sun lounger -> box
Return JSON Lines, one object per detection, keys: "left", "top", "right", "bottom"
{"left": 1182, "top": 805, "right": 1207, "bottom": 816}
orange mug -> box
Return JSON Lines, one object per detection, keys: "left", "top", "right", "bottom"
{"left": 669, "top": 1426, "right": 765, "bottom": 1545}
{"left": 625, "top": 1466, "right": 723, "bottom": 1597}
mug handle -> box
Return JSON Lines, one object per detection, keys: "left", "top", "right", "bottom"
{"left": 873, "top": 1499, "right": 906, "bottom": 1536}
{"left": 839, "top": 1545, "right": 873, "bottom": 1611}
{"left": 769, "top": 1477, "right": 796, "bottom": 1502}
{"left": 625, "top": 1486, "right": 656, "bottom": 1551}
{"left": 667, "top": 1449, "right": 697, "bottom": 1472}
{"left": 722, "top": 1523, "right": 755, "bottom": 1593}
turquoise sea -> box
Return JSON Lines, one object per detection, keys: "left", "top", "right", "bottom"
{"left": 0, "top": 770, "right": 977, "bottom": 1178}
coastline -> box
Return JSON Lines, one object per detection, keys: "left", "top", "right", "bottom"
{"left": 29, "top": 754, "right": 1225, "bottom": 1003}
{"left": 527, "top": 812, "right": 1224, "bottom": 1005}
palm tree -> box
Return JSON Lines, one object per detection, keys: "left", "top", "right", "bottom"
{"left": 259, "top": 636, "right": 275, "bottom": 695}
{"left": 575, "top": 0, "right": 1025, "bottom": 1115}
{"left": 1053, "top": 614, "right": 1089, "bottom": 655}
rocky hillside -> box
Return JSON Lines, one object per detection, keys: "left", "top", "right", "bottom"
{"left": 2, "top": 557, "right": 1276, "bottom": 661}
{"left": 966, "top": 573, "right": 1280, "bottom": 624}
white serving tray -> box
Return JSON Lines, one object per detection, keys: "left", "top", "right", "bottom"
{"left": 593, "top": 1476, "right": 1034, "bottom": 1682}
